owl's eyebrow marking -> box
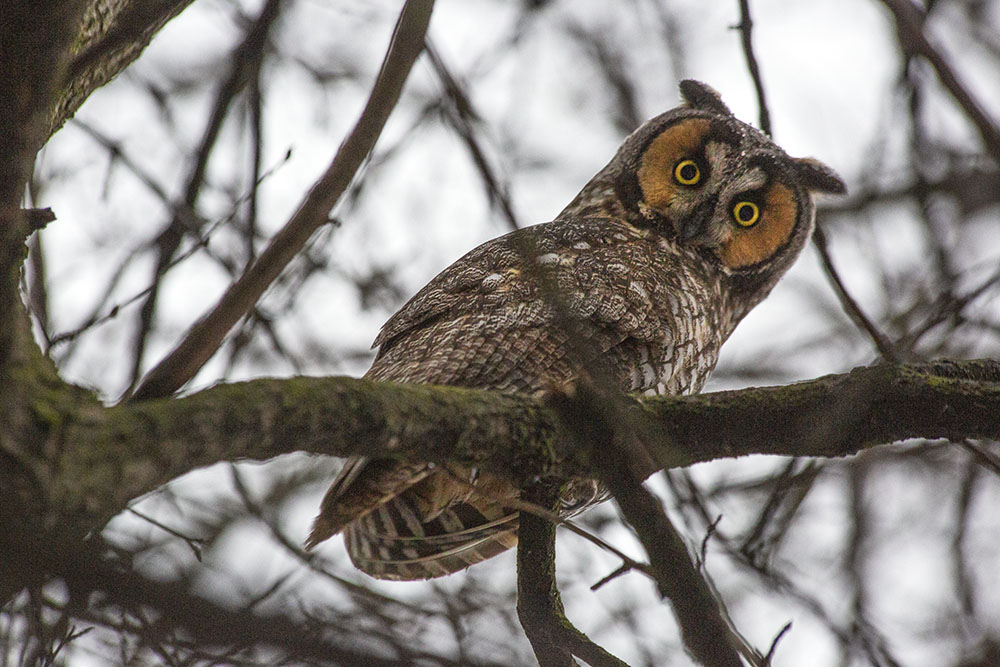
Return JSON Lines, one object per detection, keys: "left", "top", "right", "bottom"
{"left": 704, "top": 141, "right": 732, "bottom": 171}
{"left": 729, "top": 166, "right": 767, "bottom": 193}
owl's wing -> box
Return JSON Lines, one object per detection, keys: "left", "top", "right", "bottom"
{"left": 367, "top": 218, "right": 675, "bottom": 390}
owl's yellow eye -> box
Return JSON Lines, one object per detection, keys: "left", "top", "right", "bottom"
{"left": 732, "top": 201, "right": 760, "bottom": 227}
{"left": 673, "top": 159, "right": 701, "bottom": 186}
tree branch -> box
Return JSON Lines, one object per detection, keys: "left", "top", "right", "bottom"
{"left": 125, "top": 0, "right": 286, "bottom": 390}
{"left": 546, "top": 381, "right": 743, "bottom": 666}
{"left": 735, "top": 0, "right": 771, "bottom": 136}
{"left": 0, "top": 1, "right": 87, "bottom": 370}
{"left": 516, "top": 484, "right": 628, "bottom": 667}
{"left": 52, "top": 0, "right": 197, "bottom": 135}
{"left": 130, "top": 0, "right": 435, "bottom": 401}
{"left": 878, "top": 0, "right": 1000, "bottom": 164}
{"left": 18, "top": 358, "right": 996, "bottom": 546}
{"left": 9, "top": 533, "right": 474, "bottom": 666}
{"left": 812, "top": 224, "right": 900, "bottom": 362}
{"left": 517, "top": 485, "right": 577, "bottom": 667}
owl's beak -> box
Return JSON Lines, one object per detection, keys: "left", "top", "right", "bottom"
{"left": 677, "top": 199, "right": 715, "bottom": 246}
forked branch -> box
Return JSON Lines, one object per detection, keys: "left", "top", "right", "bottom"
{"left": 516, "top": 484, "right": 629, "bottom": 667}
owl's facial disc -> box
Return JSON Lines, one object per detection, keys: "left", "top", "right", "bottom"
{"left": 636, "top": 117, "right": 803, "bottom": 271}
{"left": 636, "top": 118, "right": 730, "bottom": 242}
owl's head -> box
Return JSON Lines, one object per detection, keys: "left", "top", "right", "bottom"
{"left": 611, "top": 80, "right": 845, "bottom": 280}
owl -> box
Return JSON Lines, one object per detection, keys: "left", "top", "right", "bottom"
{"left": 306, "top": 80, "right": 845, "bottom": 579}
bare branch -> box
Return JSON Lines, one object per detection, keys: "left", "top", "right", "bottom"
{"left": 131, "top": 0, "right": 436, "bottom": 401}
{"left": 506, "top": 497, "right": 655, "bottom": 587}
{"left": 53, "top": 0, "right": 198, "bottom": 136}
{"left": 812, "top": 223, "right": 900, "bottom": 362}
{"left": 127, "top": 0, "right": 286, "bottom": 389}
{"left": 424, "top": 40, "right": 522, "bottom": 231}
{"left": 735, "top": 0, "right": 771, "bottom": 136}
{"left": 879, "top": 0, "right": 1000, "bottom": 163}
{"left": 25, "top": 358, "right": 995, "bottom": 540}
{"left": 546, "top": 382, "right": 743, "bottom": 667}
{"left": 516, "top": 484, "right": 628, "bottom": 667}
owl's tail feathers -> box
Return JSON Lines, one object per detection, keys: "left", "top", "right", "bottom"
{"left": 306, "top": 458, "right": 520, "bottom": 579}
{"left": 344, "top": 500, "right": 519, "bottom": 580}
{"left": 305, "top": 458, "right": 433, "bottom": 550}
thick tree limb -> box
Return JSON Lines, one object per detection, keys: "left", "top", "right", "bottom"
{"left": 8, "top": 359, "right": 993, "bottom": 549}
{"left": 53, "top": 0, "right": 198, "bottom": 137}
{"left": 0, "top": 1, "right": 86, "bottom": 371}
{"left": 0, "top": 0, "right": 195, "bottom": 382}
{"left": 4, "top": 355, "right": 999, "bottom": 646}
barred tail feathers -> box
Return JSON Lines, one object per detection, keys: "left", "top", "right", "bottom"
{"left": 305, "top": 458, "right": 433, "bottom": 550}
{"left": 344, "top": 496, "right": 519, "bottom": 580}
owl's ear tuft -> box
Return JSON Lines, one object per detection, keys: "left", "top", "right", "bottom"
{"left": 679, "top": 80, "right": 733, "bottom": 117}
{"left": 793, "top": 157, "right": 847, "bottom": 194}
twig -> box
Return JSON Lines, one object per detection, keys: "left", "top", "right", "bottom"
{"left": 879, "top": 0, "right": 1000, "bottom": 163}
{"left": 735, "top": 0, "right": 771, "bottom": 135}
{"left": 47, "top": 540, "right": 440, "bottom": 665}
{"left": 958, "top": 439, "right": 1000, "bottom": 477}
{"left": 47, "top": 150, "right": 291, "bottom": 351}
{"left": 700, "top": 514, "right": 723, "bottom": 567}
{"left": 423, "top": 40, "right": 521, "bottom": 231}
{"left": 812, "top": 223, "right": 900, "bottom": 362}
{"left": 505, "top": 497, "right": 655, "bottom": 587}
{"left": 26, "top": 233, "right": 50, "bottom": 351}
{"left": 130, "top": 0, "right": 435, "bottom": 401}
{"left": 563, "top": 21, "right": 642, "bottom": 134}
{"left": 125, "top": 507, "right": 205, "bottom": 561}
{"left": 901, "top": 265, "right": 1000, "bottom": 353}
{"left": 21, "top": 207, "right": 56, "bottom": 233}
{"left": 763, "top": 621, "right": 793, "bottom": 665}
{"left": 127, "top": 0, "right": 285, "bottom": 389}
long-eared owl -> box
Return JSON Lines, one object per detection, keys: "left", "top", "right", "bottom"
{"left": 306, "top": 80, "right": 845, "bottom": 580}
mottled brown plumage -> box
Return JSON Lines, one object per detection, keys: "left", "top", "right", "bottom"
{"left": 307, "top": 80, "right": 845, "bottom": 580}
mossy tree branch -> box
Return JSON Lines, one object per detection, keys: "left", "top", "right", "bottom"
{"left": 125, "top": 357, "right": 1000, "bottom": 483}
{"left": 3, "top": 359, "right": 996, "bottom": 564}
